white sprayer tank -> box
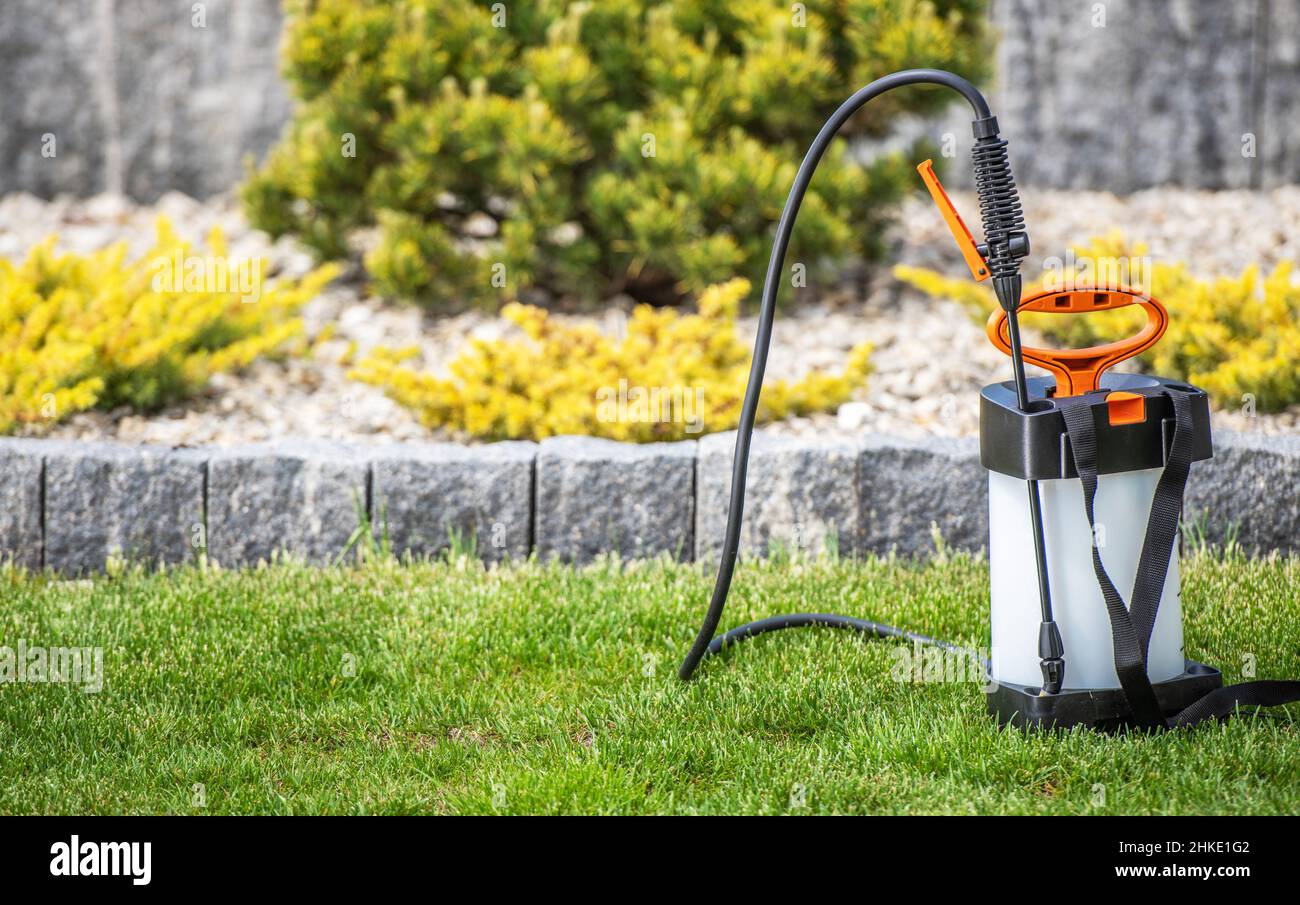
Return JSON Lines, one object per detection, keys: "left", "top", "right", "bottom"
{"left": 980, "top": 373, "right": 1212, "bottom": 692}
{"left": 988, "top": 467, "right": 1184, "bottom": 688}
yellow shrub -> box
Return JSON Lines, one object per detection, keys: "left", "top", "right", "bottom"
{"left": 895, "top": 235, "right": 1300, "bottom": 411}
{"left": 350, "top": 278, "right": 872, "bottom": 442}
{"left": 0, "top": 219, "right": 338, "bottom": 433}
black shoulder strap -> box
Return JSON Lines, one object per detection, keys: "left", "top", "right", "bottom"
{"left": 1170, "top": 679, "right": 1300, "bottom": 728}
{"left": 1059, "top": 394, "right": 1166, "bottom": 728}
{"left": 1127, "top": 390, "right": 1196, "bottom": 662}
{"left": 1060, "top": 387, "right": 1300, "bottom": 730}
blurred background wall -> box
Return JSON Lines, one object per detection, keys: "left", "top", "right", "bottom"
{"left": 0, "top": 0, "right": 290, "bottom": 200}
{"left": 1, "top": 0, "right": 1296, "bottom": 200}
{"left": 984, "top": 0, "right": 1298, "bottom": 190}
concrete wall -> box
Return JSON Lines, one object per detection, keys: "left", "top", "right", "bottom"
{"left": 0, "top": 0, "right": 290, "bottom": 201}
{"left": 0, "top": 431, "right": 1294, "bottom": 574}
{"left": 1, "top": 0, "right": 1296, "bottom": 200}
{"left": 985, "top": 0, "right": 1300, "bottom": 190}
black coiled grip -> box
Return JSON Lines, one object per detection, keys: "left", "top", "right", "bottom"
{"left": 971, "top": 116, "right": 1028, "bottom": 311}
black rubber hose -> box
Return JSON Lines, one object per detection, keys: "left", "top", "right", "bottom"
{"left": 679, "top": 70, "right": 994, "bottom": 681}
{"left": 705, "top": 614, "right": 984, "bottom": 664}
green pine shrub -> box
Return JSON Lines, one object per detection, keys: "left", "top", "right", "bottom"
{"left": 245, "top": 0, "right": 990, "bottom": 308}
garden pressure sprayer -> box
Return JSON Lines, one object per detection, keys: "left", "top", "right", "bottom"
{"left": 679, "top": 69, "right": 1300, "bottom": 730}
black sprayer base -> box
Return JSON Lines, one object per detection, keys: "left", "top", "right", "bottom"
{"left": 986, "top": 661, "right": 1222, "bottom": 731}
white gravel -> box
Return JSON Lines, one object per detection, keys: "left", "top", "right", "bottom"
{"left": 1, "top": 186, "right": 1296, "bottom": 446}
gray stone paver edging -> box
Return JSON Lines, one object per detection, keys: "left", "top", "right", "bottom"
{"left": 1183, "top": 430, "right": 1300, "bottom": 552}
{"left": 206, "top": 440, "right": 369, "bottom": 566}
{"left": 857, "top": 434, "right": 987, "bottom": 557}
{"left": 0, "top": 430, "right": 1295, "bottom": 572}
{"left": 0, "top": 438, "right": 47, "bottom": 571}
{"left": 536, "top": 436, "right": 695, "bottom": 563}
{"left": 44, "top": 440, "right": 207, "bottom": 574}
{"left": 696, "top": 432, "right": 858, "bottom": 565}
{"left": 371, "top": 441, "right": 535, "bottom": 563}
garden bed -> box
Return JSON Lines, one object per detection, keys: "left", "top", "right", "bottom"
{"left": 3, "top": 186, "right": 1298, "bottom": 447}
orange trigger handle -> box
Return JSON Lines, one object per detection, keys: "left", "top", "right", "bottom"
{"left": 917, "top": 159, "right": 989, "bottom": 282}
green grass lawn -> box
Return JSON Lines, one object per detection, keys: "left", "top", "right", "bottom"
{"left": 1, "top": 549, "right": 1296, "bottom": 815}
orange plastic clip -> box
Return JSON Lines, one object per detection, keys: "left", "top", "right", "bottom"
{"left": 917, "top": 159, "right": 988, "bottom": 282}
{"left": 1105, "top": 391, "right": 1146, "bottom": 426}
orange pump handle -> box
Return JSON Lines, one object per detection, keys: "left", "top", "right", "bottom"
{"left": 916, "top": 159, "right": 989, "bottom": 282}
{"left": 986, "top": 287, "right": 1169, "bottom": 397}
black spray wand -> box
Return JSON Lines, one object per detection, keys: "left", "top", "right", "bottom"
{"left": 971, "top": 122, "right": 1065, "bottom": 694}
